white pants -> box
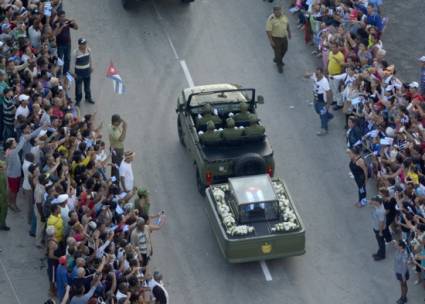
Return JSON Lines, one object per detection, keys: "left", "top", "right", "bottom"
{"left": 329, "top": 77, "right": 342, "bottom": 105}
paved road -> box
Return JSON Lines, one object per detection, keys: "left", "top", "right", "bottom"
{"left": 0, "top": 0, "right": 424, "bottom": 303}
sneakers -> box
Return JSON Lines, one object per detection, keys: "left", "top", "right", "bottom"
{"left": 85, "top": 99, "right": 95, "bottom": 104}
{"left": 316, "top": 129, "right": 328, "bottom": 136}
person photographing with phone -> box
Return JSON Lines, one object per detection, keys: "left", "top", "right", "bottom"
{"left": 53, "top": 10, "right": 78, "bottom": 75}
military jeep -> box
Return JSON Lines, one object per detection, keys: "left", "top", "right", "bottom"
{"left": 176, "top": 83, "right": 275, "bottom": 195}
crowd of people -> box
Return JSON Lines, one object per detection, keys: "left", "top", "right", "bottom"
{"left": 292, "top": 0, "right": 425, "bottom": 303}
{"left": 0, "top": 1, "right": 168, "bottom": 303}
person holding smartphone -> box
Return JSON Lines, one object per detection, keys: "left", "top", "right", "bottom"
{"left": 53, "top": 10, "right": 78, "bottom": 75}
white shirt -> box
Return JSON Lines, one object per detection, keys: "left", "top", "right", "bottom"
{"left": 15, "top": 105, "right": 30, "bottom": 119}
{"left": 28, "top": 25, "right": 41, "bottom": 49}
{"left": 311, "top": 74, "right": 331, "bottom": 102}
{"left": 119, "top": 160, "right": 134, "bottom": 191}
{"left": 22, "top": 160, "right": 32, "bottom": 190}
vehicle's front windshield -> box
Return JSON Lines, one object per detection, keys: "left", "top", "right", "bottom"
{"left": 188, "top": 89, "right": 254, "bottom": 108}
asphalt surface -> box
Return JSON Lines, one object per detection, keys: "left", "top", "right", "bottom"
{"left": 0, "top": 0, "right": 424, "bottom": 303}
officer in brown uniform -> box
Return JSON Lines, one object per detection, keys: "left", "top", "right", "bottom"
{"left": 266, "top": 6, "right": 291, "bottom": 73}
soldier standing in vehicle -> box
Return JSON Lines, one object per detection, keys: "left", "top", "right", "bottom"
{"left": 199, "top": 121, "right": 222, "bottom": 145}
{"left": 266, "top": 6, "right": 291, "bottom": 73}
{"left": 72, "top": 38, "right": 94, "bottom": 106}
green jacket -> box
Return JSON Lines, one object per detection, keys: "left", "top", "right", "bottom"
{"left": 223, "top": 128, "right": 243, "bottom": 141}
{"left": 200, "top": 130, "right": 222, "bottom": 144}
{"left": 0, "top": 170, "right": 7, "bottom": 202}
{"left": 244, "top": 124, "right": 265, "bottom": 137}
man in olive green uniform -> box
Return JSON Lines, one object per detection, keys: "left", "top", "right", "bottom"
{"left": 197, "top": 103, "right": 221, "bottom": 128}
{"left": 0, "top": 161, "right": 9, "bottom": 231}
{"left": 244, "top": 115, "right": 265, "bottom": 139}
{"left": 233, "top": 102, "right": 257, "bottom": 123}
{"left": 199, "top": 121, "right": 222, "bottom": 145}
{"left": 223, "top": 118, "right": 243, "bottom": 142}
{"left": 108, "top": 114, "right": 127, "bottom": 181}
{"left": 266, "top": 6, "right": 291, "bottom": 73}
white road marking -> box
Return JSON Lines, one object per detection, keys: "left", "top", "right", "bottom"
{"left": 180, "top": 60, "right": 195, "bottom": 88}
{"left": 166, "top": 33, "right": 179, "bottom": 60}
{"left": 260, "top": 260, "right": 273, "bottom": 281}
{"left": 0, "top": 257, "right": 23, "bottom": 304}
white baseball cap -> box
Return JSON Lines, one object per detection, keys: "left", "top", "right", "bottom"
{"left": 409, "top": 81, "right": 419, "bottom": 89}
{"left": 418, "top": 56, "right": 425, "bottom": 62}
{"left": 18, "top": 94, "right": 29, "bottom": 102}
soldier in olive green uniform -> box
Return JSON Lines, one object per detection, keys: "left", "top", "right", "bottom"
{"left": 244, "top": 115, "right": 265, "bottom": 139}
{"left": 197, "top": 103, "right": 221, "bottom": 128}
{"left": 233, "top": 102, "right": 257, "bottom": 123}
{"left": 200, "top": 121, "right": 222, "bottom": 145}
{"left": 0, "top": 161, "right": 9, "bottom": 231}
{"left": 223, "top": 118, "right": 243, "bottom": 142}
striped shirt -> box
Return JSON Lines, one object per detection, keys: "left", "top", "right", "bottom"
{"left": 3, "top": 97, "right": 16, "bottom": 126}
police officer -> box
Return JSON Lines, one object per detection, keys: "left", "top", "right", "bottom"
{"left": 73, "top": 38, "right": 94, "bottom": 105}
{"left": 370, "top": 195, "right": 386, "bottom": 261}
{"left": 223, "top": 118, "right": 243, "bottom": 142}
{"left": 199, "top": 121, "right": 222, "bottom": 145}
{"left": 266, "top": 6, "right": 291, "bottom": 73}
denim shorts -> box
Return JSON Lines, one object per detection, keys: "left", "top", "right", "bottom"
{"left": 396, "top": 272, "right": 409, "bottom": 282}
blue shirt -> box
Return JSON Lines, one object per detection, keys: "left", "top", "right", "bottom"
{"left": 56, "top": 264, "right": 69, "bottom": 300}
{"left": 367, "top": 13, "right": 383, "bottom": 32}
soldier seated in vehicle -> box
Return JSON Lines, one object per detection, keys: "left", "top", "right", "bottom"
{"left": 233, "top": 102, "right": 257, "bottom": 125}
{"left": 196, "top": 103, "right": 222, "bottom": 129}
{"left": 199, "top": 120, "right": 222, "bottom": 145}
{"left": 222, "top": 117, "right": 243, "bottom": 143}
{"left": 243, "top": 115, "right": 265, "bottom": 141}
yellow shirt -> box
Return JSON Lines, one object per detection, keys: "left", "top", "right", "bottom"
{"left": 108, "top": 124, "right": 124, "bottom": 150}
{"left": 266, "top": 14, "right": 288, "bottom": 38}
{"left": 47, "top": 214, "right": 64, "bottom": 242}
{"left": 406, "top": 170, "right": 419, "bottom": 185}
{"left": 328, "top": 51, "right": 345, "bottom": 75}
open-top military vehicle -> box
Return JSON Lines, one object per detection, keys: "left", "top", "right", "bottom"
{"left": 205, "top": 174, "right": 305, "bottom": 263}
{"left": 176, "top": 83, "right": 275, "bottom": 195}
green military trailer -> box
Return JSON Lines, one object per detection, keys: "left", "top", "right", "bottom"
{"left": 205, "top": 174, "right": 305, "bottom": 263}
{"left": 176, "top": 83, "right": 275, "bottom": 195}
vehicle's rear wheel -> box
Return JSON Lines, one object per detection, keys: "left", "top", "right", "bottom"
{"left": 177, "top": 118, "right": 185, "bottom": 147}
{"left": 234, "top": 153, "right": 266, "bottom": 176}
{"left": 196, "top": 169, "right": 206, "bottom": 196}
{"left": 122, "top": 0, "right": 133, "bottom": 9}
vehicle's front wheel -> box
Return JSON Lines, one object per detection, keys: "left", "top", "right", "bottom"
{"left": 196, "top": 169, "right": 206, "bottom": 196}
{"left": 122, "top": 0, "right": 133, "bottom": 9}
{"left": 177, "top": 118, "right": 185, "bottom": 147}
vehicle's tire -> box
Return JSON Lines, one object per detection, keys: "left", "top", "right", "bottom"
{"left": 196, "top": 169, "right": 206, "bottom": 196}
{"left": 122, "top": 0, "right": 133, "bottom": 10}
{"left": 177, "top": 117, "right": 185, "bottom": 147}
{"left": 234, "top": 153, "right": 266, "bottom": 176}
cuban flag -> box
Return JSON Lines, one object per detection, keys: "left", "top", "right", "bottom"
{"left": 106, "top": 62, "right": 125, "bottom": 95}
